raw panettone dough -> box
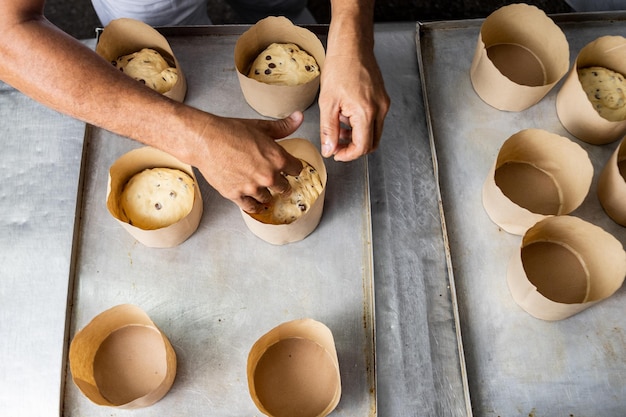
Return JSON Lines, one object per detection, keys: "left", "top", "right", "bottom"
{"left": 251, "top": 159, "right": 323, "bottom": 225}
{"left": 248, "top": 43, "right": 319, "bottom": 86}
{"left": 113, "top": 48, "right": 179, "bottom": 94}
{"left": 578, "top": 66, "right": 626, "bottom": 122}
{"left": 120, "top": 167, "right": 195, "bottom": 230}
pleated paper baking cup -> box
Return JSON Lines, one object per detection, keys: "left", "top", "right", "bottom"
{"left": 241, "top": 138, "right": 327, "bottom": 245}
{"left": 507, "top": 216, "right": 626, "bottom": 321}
{"left": 470, "top": 3, "right": 569, "bottom": 111}
{"left": 556, "top": 36, "right": 626, "bottom": 145}
{"left": 107, "top": 146, "right": 203, "bottom": 248}
{"left": 69, "top": 304, "right": 177, "bottom": 408}
{"left": 96, "top": 17, "right": 187, "bottom": 102}
{"left": 598, "top": 136, "right": 626, "bottom": 225}
{"left": 482, "top": 129, "right": 593, "bottom": 235}
{"left": 247, "top": 318, "right": 341, "bottom": 417}
{"left": 234, "top": 16, "right": 325, "bottom": 118}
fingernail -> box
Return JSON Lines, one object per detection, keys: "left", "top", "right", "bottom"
{"left": 322, "top": 141, "right": 332, "bottom": 157}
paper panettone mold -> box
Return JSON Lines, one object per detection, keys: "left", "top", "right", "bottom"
{"left": 556, "top": 36, "right": 626, "bottom": 145}
{"left": 598, "top": 136, "right": 626, "bottom": 225}
{"left": 482, "top": 128, "right": 593, "bottom": 235}
{"left": 241, "top": 138, "right": 327, "bottom": 245}
{"left": 107, "top": 146, "right": 203, "bottom": 248}
{"left": 234, "top": 16, "right": 326, "bottom": 118}
{"left": 96, "top": 17, "right": 187, "bottom": 102}
{"left": 247, "top": 318, "right": 341, "bottom": 417}
{"left": 507, "top": 216, "right": 626, "bottom": 321}
{"left": 69, "top": 304, "right": 177, "bottom": 408}
{"left": 470, "top": 3, "right": 569, "bottom": 111}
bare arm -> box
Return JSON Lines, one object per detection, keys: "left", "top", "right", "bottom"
{"left": 319, "top": 0, "right": 390, "bottom": 161}
{"left": 0, "top": 0, "right": 303, "bottom": 212}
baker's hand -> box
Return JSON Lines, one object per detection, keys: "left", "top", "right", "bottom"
{"left": 196, "top": 111, "right": 304, "bottom": 213}
{"left": 319, "top": 49, "right": 390, "bottom": 162}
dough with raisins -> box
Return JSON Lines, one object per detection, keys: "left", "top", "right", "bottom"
{"left": 248, "top": 43, "right": 319, "bottom": 86}
{"left": 120, "top": 167, "right": 195, "bottom": 230}
{"left": 578, "top": 66, "right": 626, "bottom": 122}
{"left": 251, "top": 159, "right": 323, "bottom": 224}
{"left": 113, "top": 48, "right": 179, "bottom": 94}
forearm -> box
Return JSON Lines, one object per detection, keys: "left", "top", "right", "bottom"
{"left": 0, "top": 13, "right": 211, "bottom": 167}
{"left": 328, "top": 0, "right": 375, "bottom": 55}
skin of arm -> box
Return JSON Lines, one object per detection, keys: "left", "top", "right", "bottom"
{"left": 0, "top": 0, "right": 304, "bottom": 213}
{"left": 319, "top": 0, "right": 390, "bottom": 161}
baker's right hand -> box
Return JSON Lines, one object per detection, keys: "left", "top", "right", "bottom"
{"left": 193, "top": 111, "right": 304, "bottom": 213}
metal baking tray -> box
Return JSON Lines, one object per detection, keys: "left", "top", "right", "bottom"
{"left": 62, "top": 27, "right": 375, "bottom": 416}
{"left": 417, "top": 12, "right": 626, "bottom": 417}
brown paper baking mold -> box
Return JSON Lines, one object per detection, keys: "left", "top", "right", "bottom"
{"left": 69, "top": 304, "right": 177, "bottom": 408}
{"left": 506, "top": 216, "right": 626, "bottom": 321}
{"left": 247, "top": 318, "right": 341, "bottom": 417}
{"left": 556, "top": 35, "right": 626, "bottom": 145}
{"left": 598, "top": 136, "right": 626, "bottom": 225}
{"left": 234, "top": 16, "right": 326, "bottom": 118}
{"left": 470, "top": 3, "right": 569, "bottom": 111}
{"left": 241, "top": 138, "right": 327, "bottom": 245}
{"left": 482, "top": 128, "right": 593, "bottom": 235}
{"left": 107, "top": 146, "right": 203, "bottom": 248}
{"left": 96, "top": 17, "right": 187, "bottom": 102}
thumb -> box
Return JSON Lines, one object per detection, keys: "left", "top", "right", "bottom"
{"left": 264, "top": 111, "right": 304, "bottom": 139}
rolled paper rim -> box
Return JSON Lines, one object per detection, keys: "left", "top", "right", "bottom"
{"left": 598, "top": 136, "right": 626, "bottom": 225}
{"left": 234, "top": 16, "right": 326, "bottom": 118}
{"left": 247, "top": 318, "right": 341, "bottom": 417}
{"left": 69, "top": 304, "right": 177, "bottom": 408}
{"left": 96, "top": 17, "right": 187, "bottom": 102}
{"left": 556, "top": 35, "right": 626, "bottom": 144}
{"left": 470, "top": 3, "right": 569, "bottom": 111}
{"left": 482, "top": 128, "right": 593, "bottom": 235}
{"left": 241, "top": 138, "right": 327, "bottom": 245}
{"left": 506, "top": 216, "right": 626, "bottom": 321}
{"left": 106, "top": 146, "right": 203, "bottom": 248}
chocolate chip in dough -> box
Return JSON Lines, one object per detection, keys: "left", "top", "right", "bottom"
{"left": 265, "top": 55, "right": 272, "bottom": 60}
{"left": 268, "top": 63, "right": 276, "bottom": 68}
{"left": 265, "top": 69, "right": 272, "bottom": 75}
{"left": 155, "top": 202, "right": 162, "bottom": 210}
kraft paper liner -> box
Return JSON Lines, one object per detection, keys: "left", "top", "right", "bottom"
{"left": 507, "top": 216, "right": 626, "bottom": 321}
{"left": 69, "top": 304, "right": 177, "bottom": 408}
{"left": 96, "top": 17, "right": 187, "bottom": 102}
{"left": 241, "top": 138, "right": 327, "bottom": 245}
{"left": 234, "top": 16, "right": 326, "bottom": 119}
{"left": 107, "top": 146, "right": 203, "bottom": 248}
{"left": 247, "top": 318, "right": 341, "bottom": 417}
{"left": 556, "top": 36, "right": 626, "bottom": 145}
{"left": 598, "top": 136, "right": 626, "bottom": 225}
{"left": 470, "top": 3, "right": 569, "bottom": 111}
{"left": 482, "top": 128, "right": 593, "bottom": 235}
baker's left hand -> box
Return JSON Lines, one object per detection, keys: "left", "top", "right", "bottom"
{"left": 318, "top": 45, "right": 390, "bottom": 161}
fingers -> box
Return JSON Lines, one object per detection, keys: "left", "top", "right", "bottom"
{"left": 236, "top": 162, "right": 300, "bottom": 214}
{"left": 320, "top": 104, "right": 340, "bottom": 158}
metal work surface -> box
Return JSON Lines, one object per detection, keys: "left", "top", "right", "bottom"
{"left": 63, "top": 28, "right": 376, "bottom": 417}
{"left": 417, "top": 13, "right": 626, "bottom": 417}
{"left": 1, "top": 24, "right": 468, "bottom": 417}
{"left": 0, "top": 82, "right": 86, "bottom": 416}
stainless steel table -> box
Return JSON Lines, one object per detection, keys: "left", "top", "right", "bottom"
{"left": 0, "top": 24, "right": 467, "bottom": 416}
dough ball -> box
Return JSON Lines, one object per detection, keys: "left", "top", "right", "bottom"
{"left": 578, "top": 66, "right": 626, "bottom": 122}
{"left": 113, "top": 48, "right": 179, "bottom": 94}
{"left": 120, "top": 167, "right": 195, "bottom": 230}
{"left": 251, "top": 159, "right": 324, "bottom": 225}
{"left": 248, "top": 43, "right": 320, "bottom": 86}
